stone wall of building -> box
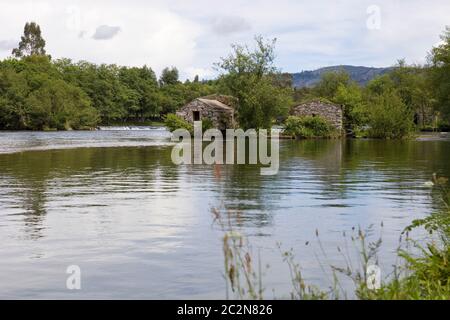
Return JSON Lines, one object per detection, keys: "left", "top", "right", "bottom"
{"left": 291, "top": 101, "right": 343, "bottom": 130}
{"left": 176, "top": 99, "right": 235, "bottom": 130}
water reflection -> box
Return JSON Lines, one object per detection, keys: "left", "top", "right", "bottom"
{"left": 0, "top": 134, "right": 449, "bottom": 298}
{"left": 1, "top": 139, "right": 449, "bottom": 240}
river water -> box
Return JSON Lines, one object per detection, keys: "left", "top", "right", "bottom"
{"left": 0, "top": 129, "right": 449, "bottom": 299}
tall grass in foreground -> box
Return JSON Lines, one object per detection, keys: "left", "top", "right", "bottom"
{"left": 213, "top": 175, "right": 450, "bottom": 300}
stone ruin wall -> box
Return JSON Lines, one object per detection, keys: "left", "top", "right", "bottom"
{"left": 291, "top": 101, "right": 343, "bottom": 130}
{"left": 176, "top": 100, "right": 234, "bottom": 130}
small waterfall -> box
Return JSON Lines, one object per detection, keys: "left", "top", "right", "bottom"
{"left": 97, "top": 126, "right": 167, "bottom": 131}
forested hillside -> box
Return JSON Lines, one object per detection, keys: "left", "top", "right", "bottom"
{"left": 292, "top": 65, "right": 392, "bottom": 88}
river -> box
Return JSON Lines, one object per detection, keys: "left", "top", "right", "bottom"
{"left": 0, "top": 129, "right": 449, "bottom": 298}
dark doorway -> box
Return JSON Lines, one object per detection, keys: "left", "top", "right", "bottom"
{"left": 193, "top": 111, "right": 200, "bottom": 121}
{"left": 414, "top": 113, "right": 419, "bottom": 125}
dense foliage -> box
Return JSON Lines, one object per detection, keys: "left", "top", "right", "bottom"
{"left": 429, "top": 27, "right": 450, "bottom": 125}
{"left": 363, "top": 176, "right": 450, "bottom": 300}
{"left": 284, "top": 115, "right": 339, "bottom": 138}
{"left": 164, "top": 113, "right": 214, "bottom": 133}
{"left": 215, "top": 36, "right": 292, "bottom": 130}
{"left": 288, "top": 27, "right": 450, "bottom": 138}
{"left": 0, "top": 55, "right": 219, "bottom": 130}
{"left": 2, "top": 22, "right": 450, "bottom": 136}
{"left": 0, "top": 61, "right": 221, "bottom": 131}
{"left": 163, "top": 113, "right": 193, "bottom": 133}
{"left": 0, "top": 22, "right": 220, "bottom": 130}
{"left": 0, "top": 56, "right": 99, "bottom": 130}
{"left": 292, "top": 59, "right": 439, "bottom": 139}
{"left": 12, "top": 22, "right": 47, "bottom": 58}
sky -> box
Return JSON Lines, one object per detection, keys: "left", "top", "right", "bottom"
{"left": 0, "top": 0, "right": 448, "bottom": 80}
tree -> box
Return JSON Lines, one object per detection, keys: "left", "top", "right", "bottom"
{"left": 1, "top": 44, "right": 223, "bottom": 129}
{"left": 429, "top": 27, "right": 450, "bottom": 124}
{"left": 333, "top": 83, "right": 367, "bottom": 133}
{"left": 365, "top": 62, "right": 435, "bottom": 129}
{"left": 216, "top": 36, "right": 291, "bottom": 129}
{"left": 390, "top": 61, "right": 434, "bottom": 128}
{"left": 0, "top": 55, "right": 100, "bottom": 130}
{"left": 159, "top": 67, "right": 179, "bottom": 86}
{"left": 12, "top": 22, "right": 47, "bottom": 58}
{"left": 25, "top": 79, "right": 98, "bottom": 130}
{"left": 119, "top": 66, "right": 160, "bottom": 121}
{"left": 363, "top": 73, "right": 416, "bottom": 138}
{"left": 0, "top": 64, "right": 29, "bottom": 129}
{"left": 366, "top": 91, "right": 414, "bottom": 139}
{"left": 365, "top": 74, "right": 397, "bottom": 97}
{"left": 56, "top": 61, "right": 129, "bottom": 124}
{"left": 313, "top": 70, "right": 350, "bottom": 99}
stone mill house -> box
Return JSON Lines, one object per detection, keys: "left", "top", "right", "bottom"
{"left": 291, "top": 100, "right": 343, "bottom": 131}
{"left": 176, "top": 95, "right": 237, "bottom": 130}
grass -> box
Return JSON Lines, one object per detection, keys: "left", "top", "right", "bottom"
{"left": 213, "top": 174, "right": 450, "bottom": 300}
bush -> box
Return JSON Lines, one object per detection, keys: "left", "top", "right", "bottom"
{"left": 213, "top": 175, "right": 450, "bottom": 300}
{"left": 437, "top": 120, "right": 450, "bottom": 132}
{"left": 333, "top": 83, "right": 368, "bottom": 134}
{"left": 367, "top": 92, "right": 415, "bottom": 139}
{"left": 24, "top": 79, "right": 99, "bottom": 130}
{"left": 201, "top": 118, "right": 214, "bottom": 131}
{"left": 284, "top": 115, "right": 339, "bottom": 139}
{"left": 164, "top": 113, "right": 193, "bottom": 133}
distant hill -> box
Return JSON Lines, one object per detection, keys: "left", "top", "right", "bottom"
{"left": 291, "top": 65, "right": 393, "bottom": 88}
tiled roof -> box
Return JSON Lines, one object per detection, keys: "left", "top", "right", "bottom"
{"left": 197, "top": 98, "right": 233, "bottom": 110}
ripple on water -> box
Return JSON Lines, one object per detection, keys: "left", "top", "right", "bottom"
{"left": 0, "top": 135, "right": 449, "bottom": 298}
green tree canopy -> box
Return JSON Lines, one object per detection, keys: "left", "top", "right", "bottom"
{"left": 159, "top": 67, "right": 180, "bottom": 86}
{"left": 429, "top": 27, "right": 450, "bottom": 123}
{"left": 12, "top": 22, "right": 47, "bottom": 58}
{"left": 313, "top": 70, "right": 351, "bottom": 99}
{"left": 216, "top": 36, "right": 292, "bottom": 129}
{"left": 366, "top": 90, "right": 414, "bottom": 139}
{"left": 333, "top": 82, "right": 367, "bottom": 133}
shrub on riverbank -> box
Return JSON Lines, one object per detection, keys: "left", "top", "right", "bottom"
{"left": 365, "top": 177, "right": 450, "bottom": 299}
{"left": 283, "top": 115, "right": 340, "bottom": 139}
{"left": 164, "top": 114, "right": 193, "bottom": 133}
{"left": 164, "top": 114, "right": 214, "bottom": 133}
{"left": 359, "top": 244, "right": 450, "bottom": 300}
{"left": 366, "top": 92, "right": 415, "bottom": 139}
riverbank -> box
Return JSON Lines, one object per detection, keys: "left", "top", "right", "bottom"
{"left": 106, "top": 120, "right": 165, "bottom": 127}
{"left": 416, "top": 132, "right": 450, "bottom": 141}
{"left": 0, "top": 121, "right": 166, "bottom": 132}
{"left": 217, "top": 174, "right": 450, "bottom": 300}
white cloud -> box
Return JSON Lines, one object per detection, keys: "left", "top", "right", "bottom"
{"left": 211, "top": 16, "right": 251, "bottom": 36}
{"left": 0, "top": 0, "right": 449, "bottom": 78}
{"left": 92, "top": 25, "right": 121, "bottom": 40}
{"left": 0, "top": 39, "right": 17, "bottom": 52}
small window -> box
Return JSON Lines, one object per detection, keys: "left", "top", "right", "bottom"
{"left": 193, "top": 111, "right": 200, "bottom": 121}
